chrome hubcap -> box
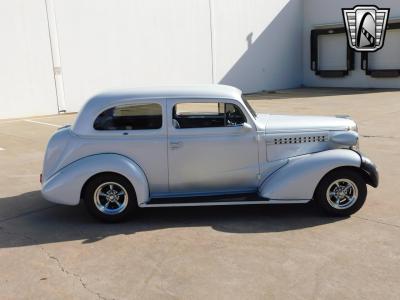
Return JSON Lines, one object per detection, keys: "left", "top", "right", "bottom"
{"left": 94, "top": 182, "right": 128, "bottom": 215}
{"left": 326, "top": 178, "right": 358, "bottom": 210}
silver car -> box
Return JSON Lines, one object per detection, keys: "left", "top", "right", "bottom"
{"left": 41, "top": 85, "right": 378, "bottom": 222}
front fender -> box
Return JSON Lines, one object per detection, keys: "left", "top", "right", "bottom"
{"left": 41, "top": 154, "right": 149, "bottom": 206}
{"left": 360, "top": 155, "right": 379, "bottom": 188}
{"left": 259, "top": 149, "right": 361, "bottom": 200}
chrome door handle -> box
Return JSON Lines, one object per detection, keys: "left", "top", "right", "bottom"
{"left": 169, "top": 141, "right": 183, "bottom": 149}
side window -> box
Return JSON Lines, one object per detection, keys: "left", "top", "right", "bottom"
{"left": 175, "top": 102, "right": 220, "bottom": 116}
{"left": 172, "top": 102, "right": 246, "bottom": 129}
{"left": 94, "top": 103, "right": 162, "bottom": 130}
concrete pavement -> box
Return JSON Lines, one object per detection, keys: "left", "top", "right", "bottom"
{"left": 0, "top": 88, "right": 399, "bottom": 299}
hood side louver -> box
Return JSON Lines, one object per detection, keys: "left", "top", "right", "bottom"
{"left": 273, "top": 135, "right": 328, "bottom": 145}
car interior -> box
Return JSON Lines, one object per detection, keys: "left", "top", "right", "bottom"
{"left": 172, "top": 102, "right": 246, "bottom": 129}
{"left": 94, "top": 103, "right": 162, "bottom": 130}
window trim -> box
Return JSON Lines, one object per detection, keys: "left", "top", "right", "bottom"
{"left": 242, "top": 97, "right": 257, "bottom": 118}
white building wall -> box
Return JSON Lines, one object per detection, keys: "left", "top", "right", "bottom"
{"left": 54, "top": 0, "right": 303, "bottom": 111}
{"left": 4, "top": 0, "right": 400, "bottom": 118}
{"left": 0, "top": 0, "right": 303, "bottom": 118}
{"left": 213, "top": 0, "right": 303, "bottom": 93}
{"left": 52, "top": 0, "right": 214, "bottom": 112}
{"left": 0, "top": 0, "right": 58, "bottom": 119}
{"left": 303, "top": 0, "right": 400, "bottom": 88}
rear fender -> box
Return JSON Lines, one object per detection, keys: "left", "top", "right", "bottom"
{"left": 41, "top": 154, "right": 149, "bottom": 206}
{"left": 259, "top": 149, "right": 361, "bottom": 200}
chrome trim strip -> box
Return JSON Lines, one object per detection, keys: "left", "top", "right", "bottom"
{"left": 141, "top": 199, "right": 310, "bottom": 207}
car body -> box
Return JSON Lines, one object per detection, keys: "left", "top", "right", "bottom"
{"left": 41, "top": 85, "right": 378, "bottom": 221}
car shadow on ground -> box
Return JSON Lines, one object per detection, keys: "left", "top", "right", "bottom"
{"left": 0, "top": 191, "right": 346, "bottom": 248}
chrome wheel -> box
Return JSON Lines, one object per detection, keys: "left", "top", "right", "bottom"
{"left": 326, "top": 178, "right": 358, "bottom": 210}
{"left": 94, "top": 182, "right": 129, "bottom": 215}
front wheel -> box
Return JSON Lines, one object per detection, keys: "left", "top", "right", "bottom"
{"left": 83, "top": 173, "right": 137, "bottom": 222}
{"left": 314, "top": 168, "right": 367, "bottom": 216}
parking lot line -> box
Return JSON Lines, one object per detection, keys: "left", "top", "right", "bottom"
{"left": 24, "top": 119, "right": 60, "bottom": 128}
{"left": 29, "top": 113, "right": 76, "bottom": 120}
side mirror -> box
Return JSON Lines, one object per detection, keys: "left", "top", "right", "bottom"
{"left": 227, "top": 122, "right": 252, "bottom": 130}
{"left": 241, "top": 122, "right": 253, "bottom": 130}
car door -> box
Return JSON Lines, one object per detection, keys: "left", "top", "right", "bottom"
{"left": 167, "top": 99, "right": 259, "bottom": 195}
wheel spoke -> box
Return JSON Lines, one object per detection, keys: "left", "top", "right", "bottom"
{"left": 344, "top": 186, "right": 353, "bottom": 195}
{"left": 109, "top": 184, "right": 114, "bottom": 191}
{"left": 117, "top": 191, "right": 125, "bottom": 196}
{"left": 99, "top": 192, "right": 107, "bottom": 197}
{"left": 344, "top": 195, "right": 352, "bottom": 201}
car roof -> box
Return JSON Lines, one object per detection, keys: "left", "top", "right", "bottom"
{"left": 91, "top": 84, "right": 241, "bottom": 102}
{"left": 72, "top": 84, "right": 243, "bottom": 135}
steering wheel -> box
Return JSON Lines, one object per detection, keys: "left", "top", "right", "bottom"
{"left": 226, "top": 111, "right": 236, "bottom": 126}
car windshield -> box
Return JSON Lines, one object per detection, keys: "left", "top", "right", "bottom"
{"left": 242, "top": 97, "right": 257, "bottom": 118}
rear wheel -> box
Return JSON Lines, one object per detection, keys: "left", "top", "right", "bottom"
{"left": 83, "top": 173, "right": 137, "bottom": 222}
{"left": 314, "top": 168, "right": 367, "bottom": 216}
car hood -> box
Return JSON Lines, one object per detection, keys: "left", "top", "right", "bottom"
{"left": 255, "top": 113, "right": 356, "bottom": 133}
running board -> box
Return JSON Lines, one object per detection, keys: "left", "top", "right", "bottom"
{"left": 142, "top": 193, "right": 309, "bottom": 207}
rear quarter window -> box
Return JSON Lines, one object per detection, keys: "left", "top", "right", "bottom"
{"left": 94, "top": 103, "right": 162, "bottom": 130}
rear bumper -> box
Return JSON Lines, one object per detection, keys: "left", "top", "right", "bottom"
{"left": 360, "top": 155, "right": 379, "bottom": 188}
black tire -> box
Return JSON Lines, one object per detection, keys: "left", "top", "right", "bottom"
{"left": 83, "top": 173, "right": 137, "bottom": 222}
{"left": 314, "top": 168, "right": 367, "bottom": 217}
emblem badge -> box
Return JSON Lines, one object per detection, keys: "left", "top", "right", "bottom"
{"left": 342, "top": 5, "right": 390, "bottom": 52}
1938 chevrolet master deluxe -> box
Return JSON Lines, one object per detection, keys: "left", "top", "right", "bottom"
{"left": 41, "top": 85, "right": 378, "bottom": 221}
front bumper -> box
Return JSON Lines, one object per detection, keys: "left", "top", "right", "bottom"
{"left": 360, "top": 155, "right": 379, "bottom": 188}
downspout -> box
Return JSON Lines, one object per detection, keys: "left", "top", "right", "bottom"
{"left": 208, "top": 0, "right": 216, "bottom": 84}
{"left": 44, "top": 0, "right": 66, "bottom": 112}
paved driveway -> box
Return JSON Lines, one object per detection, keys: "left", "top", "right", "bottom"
{"left": 0, "top": 88, "right": 399, "bottom": 299}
